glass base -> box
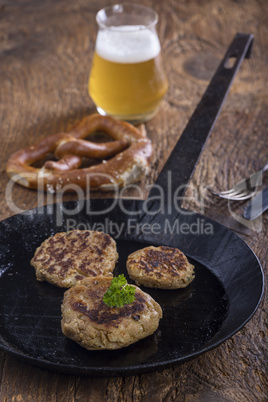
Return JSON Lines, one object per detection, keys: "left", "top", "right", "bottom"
{"left": 96, "top": 106, "right": 158, "bottom": 125}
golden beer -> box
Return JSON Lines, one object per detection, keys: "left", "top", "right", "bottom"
{"left": 89, "top": 52, "right": 168, "bottom": 119}
{"left": 88, "top": 5, "right": 168, "bottom": 123}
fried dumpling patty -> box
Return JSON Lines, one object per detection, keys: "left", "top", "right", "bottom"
{"left": 127, "top": 246, "right": 195, "bottom": 289}
{"left": 61, "top": 276, "right": 162, "bottom": 350}
{"left": 31, "top": 230, "right": 118, "bottom": 288}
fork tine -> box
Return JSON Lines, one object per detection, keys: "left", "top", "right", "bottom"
{"left": 236, "top": 194, "right": 256, "bottom": 200}
{"left": 208, "top": 187, "right": 243, "bottom": 197}
{"left": 217, "top": 191, "right": 254, "bottom": 200}
{"left": 227, "top": 192, "right": 252, "bottom": 200}
{"left": 208, "top": 187, "right": 230, "bottom": 196}
{"left": 218, "top": 189, "right": 242, "bottom": 196}
{"left": 213, "top": 189, "right": 237, "bottom": 195}
{"left": 215, "top": 182, "right": 257, "bottom": 196}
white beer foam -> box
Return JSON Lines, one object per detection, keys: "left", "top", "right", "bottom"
{"left": 95, "top": 25, "right": 161, "bottom": 64}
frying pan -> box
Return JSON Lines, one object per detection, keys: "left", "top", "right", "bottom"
{"left": 0, "top": 33, "right": 264, "bottom": 376}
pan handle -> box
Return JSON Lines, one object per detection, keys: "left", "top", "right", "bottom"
{"left": 148, "top": 33, "right": 254, "bottom": 206}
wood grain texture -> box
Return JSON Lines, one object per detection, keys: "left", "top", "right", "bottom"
{"left": 0, "top": 0, "right": 267, "bottom": 401}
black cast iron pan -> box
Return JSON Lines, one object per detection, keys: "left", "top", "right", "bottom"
{"left": 0, "top": 33, "right": 264, "bottom": 376}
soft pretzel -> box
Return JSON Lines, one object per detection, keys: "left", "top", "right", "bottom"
{"left": 6, "top": 114, "right": 153, "bottom": 192}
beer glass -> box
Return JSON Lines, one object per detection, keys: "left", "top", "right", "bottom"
{"left": 88, "top": 3, "right": 168, "bottom": 123}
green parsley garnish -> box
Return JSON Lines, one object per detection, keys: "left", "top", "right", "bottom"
{"left": 103, "top": 274, "right": 136, "bottom": 308}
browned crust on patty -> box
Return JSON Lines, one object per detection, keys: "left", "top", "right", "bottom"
{"left": 61, "top": 276, "right": 162, "bottom": 350}
{"left": 126, "top": 246, "right": 195, "bottom": 289}
{"left": 31, "top": 230, "right": 118, "bottom": 288}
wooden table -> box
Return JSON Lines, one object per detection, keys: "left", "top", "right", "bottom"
{"left": 0, "top": 0, "right": 267, "bottom": 400}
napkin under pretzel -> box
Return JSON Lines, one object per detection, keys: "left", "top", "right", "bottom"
{"left": 6, "top": 114, "right": 152, "bottom": 192}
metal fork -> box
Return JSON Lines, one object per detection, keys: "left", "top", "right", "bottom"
{"left": 208, "top": 162, "right": 268, "bottom": 200}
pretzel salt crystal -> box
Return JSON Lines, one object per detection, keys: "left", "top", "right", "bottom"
{"left": 6, "top": 114, "right": 152, "bottom": 192}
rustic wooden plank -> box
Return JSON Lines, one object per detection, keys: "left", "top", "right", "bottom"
{"left": 0, "top": 0, "right": 267, "bottom": 401}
